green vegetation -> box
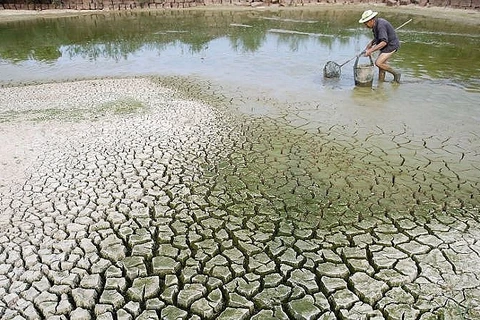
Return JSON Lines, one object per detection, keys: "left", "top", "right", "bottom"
{"left": 0, "top": 96, "right": 147, "bottom": 123}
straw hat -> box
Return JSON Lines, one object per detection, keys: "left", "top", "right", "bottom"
{"left": 359, "top": 10, "right": 378, "bottom": 23}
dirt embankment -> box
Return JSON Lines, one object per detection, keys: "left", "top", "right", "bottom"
{"left": 3, "top": 0, "right": 479, "bottom": 10}
{"left": 0, "top": 4, "right": 479, "bottom": 25}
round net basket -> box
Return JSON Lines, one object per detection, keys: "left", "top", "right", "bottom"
{"left": 323, "top": 61, "right": 341, "bottom": 78}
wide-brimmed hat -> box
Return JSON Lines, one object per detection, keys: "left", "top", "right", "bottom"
{"left": 359, "top": 10, "right": 378, "bottom": 23}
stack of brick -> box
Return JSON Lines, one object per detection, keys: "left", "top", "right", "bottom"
{"left": 1, "top": 0, "right": 479, "bottom": 10}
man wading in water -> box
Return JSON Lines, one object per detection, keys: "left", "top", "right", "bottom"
{"left": 359, "top": 10, "right": 401, "bottom": 83}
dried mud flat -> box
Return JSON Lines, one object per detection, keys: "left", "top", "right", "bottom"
{"left": 0, "top": 75, "right": 479, "bottom": 320}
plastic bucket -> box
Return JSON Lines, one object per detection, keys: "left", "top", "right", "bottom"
{"left": 354, "top": 55, "right": 374, "bottom": 87}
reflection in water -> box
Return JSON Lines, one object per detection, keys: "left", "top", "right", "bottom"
{"left": 0, "top": 8, "right": 479, "bottom": 90}
{"left": 0, "top": 8, "right": 479, "bottom": 153}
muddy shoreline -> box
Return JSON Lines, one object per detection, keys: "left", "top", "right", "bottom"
{"left": 1, "top": 4, "right": 479, "bottom": 25}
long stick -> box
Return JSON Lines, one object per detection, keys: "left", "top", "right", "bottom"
{"left": 396, "top": 18, "right": 412, "bottom": 30}
{"left": 339, "top": 55, "right": 358, "bottom": 67}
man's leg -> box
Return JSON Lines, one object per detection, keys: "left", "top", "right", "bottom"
{"left": 378, "top": 70, "right": 386, "bottom": 82}
{"left": 375, "top": 51, "right": 401, "bottom": 82}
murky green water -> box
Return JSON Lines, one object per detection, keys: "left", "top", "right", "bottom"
{"left": 1, "top": 8, "right": 479, "bottom": 89}
{"left": 2, "top": 8, "right": 479, "bottom": 127}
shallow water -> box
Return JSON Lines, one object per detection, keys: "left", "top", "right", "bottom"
{"left": 1, "top": 8, "right": 479, "bottom": 89}
{"left": 1, "top": 9, "right": 479, "bottom": 126}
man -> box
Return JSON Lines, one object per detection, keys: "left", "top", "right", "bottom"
{"left": 359, "top": 10, "right": 401, "bottom": 83}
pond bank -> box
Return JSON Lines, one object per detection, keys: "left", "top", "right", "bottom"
{"left": 0, "top": 4, "right": 479, "bottom": 25}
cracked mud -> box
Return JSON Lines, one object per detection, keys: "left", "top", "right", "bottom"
{"left": 0, "top": 77, "right": 479, "bottom": 320}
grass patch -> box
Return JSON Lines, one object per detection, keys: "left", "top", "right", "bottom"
{"left": 0, "top": 97, "right": 147, "bottom": 123}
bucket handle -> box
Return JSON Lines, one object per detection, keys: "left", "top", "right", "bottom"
{"left": 353, "top": 54, "right": 374, "bottom": 70}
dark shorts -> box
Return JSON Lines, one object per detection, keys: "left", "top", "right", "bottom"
{"left": 381, "top": 48, "right": 398, "bottom": 54}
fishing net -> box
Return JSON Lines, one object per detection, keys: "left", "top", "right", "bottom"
{"left": 323, "top": 61, "right": 341, "bottom": 78}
